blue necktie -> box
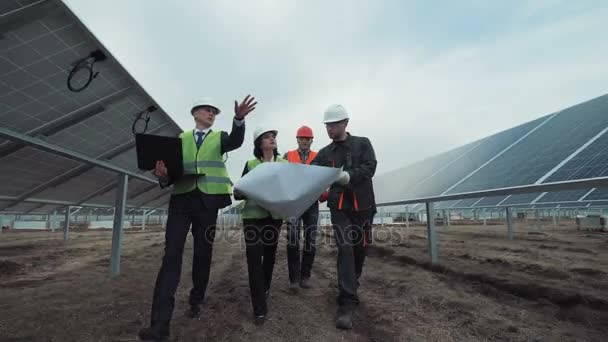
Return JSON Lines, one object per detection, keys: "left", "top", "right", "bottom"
{"left": 196, "top": 131, "right": 205, "bottom": 148}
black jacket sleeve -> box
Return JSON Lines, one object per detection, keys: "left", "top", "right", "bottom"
{"left": 347, "top": 137, "right": 377, "bottom": 184}
{"left": 233, "top": 161, "right": 249, "bottom": 200}
{"left": 310, "top": 148, "right": 328, "bottom": 167}
{"left": 220, "top": 119, "right": 246, "bottom": 154}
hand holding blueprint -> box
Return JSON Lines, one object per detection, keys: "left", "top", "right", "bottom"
{"left": 233, "top": 162, "right": 341, "bottom": 219}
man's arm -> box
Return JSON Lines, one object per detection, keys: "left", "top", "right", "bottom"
{"left": 310, "top": 148, "right": 327, "bottom": 166}
{"left": 346, "top": 137, "right": 377, "bottom": 184}
{"left": 220, "top": 118, "right": 246, "bottom": 154}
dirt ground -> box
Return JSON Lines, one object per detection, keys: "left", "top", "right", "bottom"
{"left": 0, "top": 219, "right": 607, "bottom": 341}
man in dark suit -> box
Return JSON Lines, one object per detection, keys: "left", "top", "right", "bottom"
{"left": 139, "top": 96, "right": 257, "bottom": 341}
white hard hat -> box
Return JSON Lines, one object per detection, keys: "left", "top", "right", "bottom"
{"left": 253, "top": 125, "right": 278, "bottom": 142}
{"left": 191, "top": 97, "right": 221, "bottom": 114}
{"left": 323, "top": 104, "right": 349, "bottom": 123}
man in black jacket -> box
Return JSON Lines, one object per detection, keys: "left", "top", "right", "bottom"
{"left": 311, "top": 104, "right": 377, "bottom": 330}
{"left": 138, "top": 96, "right": 256, "bottom": 341}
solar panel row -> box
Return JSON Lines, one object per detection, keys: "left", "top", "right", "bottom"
{"left": 373, "top": 94, "right": 608, "bottom": 207}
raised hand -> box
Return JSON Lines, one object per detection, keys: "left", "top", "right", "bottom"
{"left": 234, "top": 95, "right": 257, "bottom": 119}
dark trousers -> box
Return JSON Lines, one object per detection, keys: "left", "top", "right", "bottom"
{"left": 287, "top": 203, "right": 319, "bottom": 283}
{"left": 149, "top": 191, "right": 218, "bottom": 329}
{"left": 243, "top": 217, "right": 282, "bottom": 316}
{"left": 331, "top": 209, "right": 371, "bottom": 306}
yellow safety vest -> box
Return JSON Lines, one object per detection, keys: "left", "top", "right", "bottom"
{"left": 241, "top": 156, "right": 287, "bottom": 220}
{"left": 172, "top": 130, "right": 232, "bottom": 195}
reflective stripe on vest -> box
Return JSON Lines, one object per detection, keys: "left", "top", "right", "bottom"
{"left": 172, "top": 130, "right": 232, "bottom": 195}
{"left": 241, "top": 156, "right": 287, "bottom": 220}
{"left": 286, "top": 149, "right": 318, "bottom": 164}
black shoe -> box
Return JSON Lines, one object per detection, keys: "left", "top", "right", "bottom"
{"left": 138, "top": 326, "right": 169, "bottom": 341}
{"left": 299, "top": 277, "right": 312, "bottom": 289}
{"left": 254, "top": 314, "right": 266, "bottom": 326}
{"left": 336, "top": 305, "right": 354, "bottom": 330}
{"left": 186, "top": 305, "right": 200, "bottom": 318}
{"left": 289, "top": 282, "right": 300, "bottom": 294}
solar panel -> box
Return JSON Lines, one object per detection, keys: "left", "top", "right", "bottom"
{"left": 373, "top": 93, "right": 608, "bottom": 208}
{"left": 473, "top": 196, "right": 508, "bottom": 207}
{"left": 446, "top": 95, "right": 608, "bottom": 194}
{"left": 587, "top": 200, "right": 608, "bottom": 207}
{"left": 373, "top": 115, "right": 547, "bottom": 203}
{"left": 583, "top": 187, "right": 608, "bottom": 201}
{"left": 537, "top": 189, "right": 590, "bottom": 203}
{"left": 543, "top": 130, "right": 608, "bottom": 182}
{"left": 373, "top": 141, "right": 476, "bottom": 203}
{"left": 0, "top": 1, "right": 181, "bottom": 213}
{"left": 434, "top": 200, "right": 460, "bottom": 209}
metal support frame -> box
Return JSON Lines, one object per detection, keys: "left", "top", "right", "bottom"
{"left": 425, "top": 202, "right": 438, "bottom": 264}
{"left": 63, "top": 206, "right": 71, "bottom": 241}
{"left": 0, "top": 127, "right": 156, "bottom": 183}
{"left": 110, "top": 174, "right": 128, "bottom": 277}
{"left": 378, "top": 176, "right": 608, "bottom": 208}
{"left": 506, "top": 207, "right": 514, "bottom": 240}
{"left": 4, "top": 124, "right": 167, "bottom": 212}
{"left": 141, "top": 209, "right": 156, "bottom": 231}
{"left": 483, "top": 208, "right": 487, "bottom": 226}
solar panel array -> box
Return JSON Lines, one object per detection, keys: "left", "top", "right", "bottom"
{"left": 1, "top": 0, "right": 182, "bottom": 214}
{"left": 374, "top": 94, "right": 608, "bottom": 210}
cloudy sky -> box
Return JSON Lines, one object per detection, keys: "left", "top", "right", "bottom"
{"left": 64, "top": 0, "right": 608, "bottom": 180}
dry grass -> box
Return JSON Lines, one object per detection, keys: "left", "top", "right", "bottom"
{"left": 0, "top": 221, "right": 607, "bottom": 341}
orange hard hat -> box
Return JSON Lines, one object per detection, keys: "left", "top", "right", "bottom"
{"left": 296, "top": 125, "right": 314, "bottom": 138}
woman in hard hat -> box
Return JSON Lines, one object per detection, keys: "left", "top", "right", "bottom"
{"left": 234, "top": 126, "right": 287, "bottom": 325}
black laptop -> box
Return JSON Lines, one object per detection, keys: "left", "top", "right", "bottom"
{"left": 135, "top": 133, "right": 184, "bottom": 180}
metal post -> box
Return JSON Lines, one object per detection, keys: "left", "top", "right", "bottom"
{"left": 483, "top": 208, "right": 487, "bottom": 226}
{"left": 50, "top": 210, "right": 56, "bottom": 232}
{"left": 446, "top": 210, "right": 451, "bottom": 227}
{"left": 405, "top": 206, "right": 409, "bottom": 228}
{"left": 426, "top": 202, "right": 438, "bottom": 264}
{"left": 141, "top": 210, "right": 148, "bottom": 231}
{"left": 63, "top": 206, "right": 71, "bottom": 241}
{"left": 552, "top": 209, "right": 557, "bottom": 226}
{"left": 110, "top": 174, "right": 128, "bottom": 277}
{"left": 506, "top": 207, "right": 514, "bottom": 240}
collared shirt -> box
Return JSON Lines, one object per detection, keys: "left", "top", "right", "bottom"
{"left": 298, "top": 149, "right": 311, "bottom": 164}
{"left": 193, "top": 118, "right": 244, "bottom": 144}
